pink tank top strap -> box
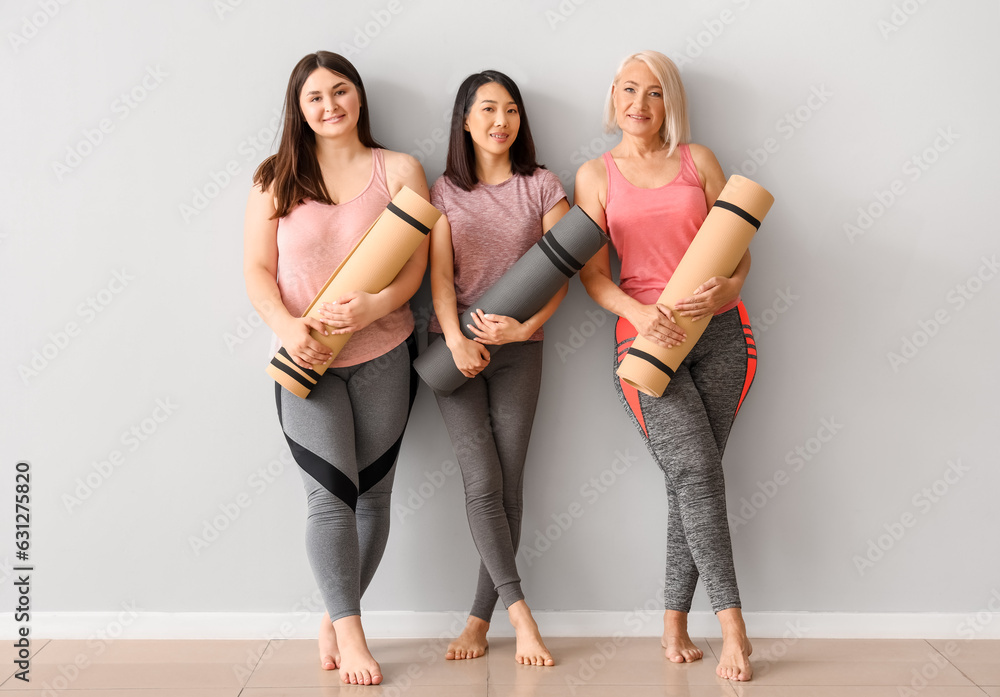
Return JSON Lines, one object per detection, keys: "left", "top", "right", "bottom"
{"left": 371, "top": 147, "right": 391, "bottom": 199}
{"left": 602, "top": 150, "right": 621, "bottom": 204}
{"left": 677, "top": 143, "right": 702, "bottom": 188}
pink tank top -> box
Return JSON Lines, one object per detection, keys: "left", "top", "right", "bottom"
{"left": 271, "top": 148, "right": 414, "bottom": 367}
{"left": 603, "top": 144, "right": 740, "bottom": 315}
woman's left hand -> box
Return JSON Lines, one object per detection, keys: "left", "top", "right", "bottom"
{"left": 319, "top": 291, "right": 381, "bottom": 334}
{"left": 467, "top": 309, "right": 530, "bottom": 345}
{"left": 674, "top": 276, "right": 738, "bottom": 321}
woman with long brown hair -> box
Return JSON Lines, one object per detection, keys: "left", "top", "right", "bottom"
{"left": 243, "top": 51, "right": 429, "bottom": 686}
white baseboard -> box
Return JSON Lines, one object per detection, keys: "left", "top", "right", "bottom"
{"left": 3, "top": 611, "right": 999, "bottom": 640}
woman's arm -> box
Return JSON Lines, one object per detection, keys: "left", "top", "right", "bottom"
{"left": 468, "top": 198, "right": 572, "bottom": 345}
{"left": 575, "top": 159, "right": 687, "bottom": 349}
{"left": 320, "top": 151, "right": 432, "bottom": 334}
{"left": 429, "top": 213, "right": 491, "bottom": 377}
{"left": 243, "top": 183, "right": 333, "bottom": 369}
{"left": 674, "top": 143, "right": 751, "bottom": 320}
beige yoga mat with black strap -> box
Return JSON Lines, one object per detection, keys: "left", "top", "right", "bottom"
{"left": 616, "top": 175, "right": 774, "bottom": 398}
{"left": 266, "top": 186, "right": 441, "bottom": 398}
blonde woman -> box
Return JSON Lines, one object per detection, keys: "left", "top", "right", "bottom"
{"left": 576, "top": 50, "right": 756, "bottom": 682}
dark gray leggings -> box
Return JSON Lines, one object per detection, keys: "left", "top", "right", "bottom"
{"left": 613, "top": 304, "right": 756, "bottom": 613}
{"left": 430, "top": 334, "right": 543, "bottom": 622}
{"left": 275, "top": 335, "right": 417, "bottom": 622}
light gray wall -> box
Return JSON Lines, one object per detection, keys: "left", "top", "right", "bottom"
{"left": 1, "top": 0, "right": 997, "bottom": 618}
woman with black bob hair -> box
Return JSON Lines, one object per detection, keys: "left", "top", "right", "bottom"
{"left": 243, "top": 51, "right": 429, "bottom": 686}
{"left": 427, "top": 69, "right": 570, "bottom": 666}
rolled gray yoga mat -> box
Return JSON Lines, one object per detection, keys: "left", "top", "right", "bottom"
{"left": 414, "top": 205, "right": 609, "bottom": 395}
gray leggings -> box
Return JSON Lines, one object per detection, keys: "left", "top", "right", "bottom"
{"left": 275, "top": 335, "right": 417, "bottom": 622}
{"left": 430, "top": 334, "right": 543, "bottom": 622}
{"left": 613, "top": 303, "right": 756, "bottom": 613}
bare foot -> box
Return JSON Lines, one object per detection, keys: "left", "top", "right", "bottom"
{"left": 318, "top": 612, "right": 340, "bottom": 670}
{"left": 716, "top": 608, "right": 753, "bottom": 681}
{"left": 445, "top": 616, "right": 489, "bottom": 660}
{"left": 508, "top": 600, "right": 554, "bottom": 667}
{"left": 332, "top": 615, "right": 383, "bottom": 685}
{"left": 662, "top": 610, "right": 704, "bottom": 663}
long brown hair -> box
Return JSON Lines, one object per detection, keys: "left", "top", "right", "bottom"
{"left": 254, "top": 51, "right": 384, "bottom": 217}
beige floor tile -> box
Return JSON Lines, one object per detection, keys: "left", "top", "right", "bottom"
{"left": 980, "top": 687, "right": 1000, "bottom": 696}
{"left": 0, "top": 663, "right": 247, "bottom": 691}
{"left": 730, "top": 688, "right": 989, "bottom": 697}
{"left": 0, "top": 639, "right": 48, "bottom": 664}
{"left": 3, "top": 681, "right": 240, "bottom": 697}
{"left": 490, "top": 685, "right": 737, "bottom": 696}
{"left": 241, "top": 688, "right": 478, "bottom": 697}
{"left": 927, "top": 639, "right": 1000, "bottom": 663}
{"left": 27, "top": 639, "right": 266, "bottom": 665}
{"left": 721, "top": 658, "right": 975, "bottom": 687}
{"left": 707, "top": 637, "right": 939, "bottom": 662}
{"left": 487, "top": 636, "right": 733, "bottom": 686}
{"left": 926, "top": 639, "right": 1000, "bottom": 685}
{"left": 245, "top": 638, "right": 486, "bottom": 688}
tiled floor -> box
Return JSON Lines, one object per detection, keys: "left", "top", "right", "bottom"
{"left": 0, "top": 636, "right": 997, "bottom": 695}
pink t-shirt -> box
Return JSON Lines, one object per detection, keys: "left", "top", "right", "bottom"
{"left": 269, "top": 148, "right": 414, "bottom": 367}
{"left": 429, "top": 168, "right": 567, "bottom": 340}
{"left": 603, "top": 144, "right": 740, "bottom": 315}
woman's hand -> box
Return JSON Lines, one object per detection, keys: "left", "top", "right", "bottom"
{"left": 318, "top": 291, "right": 382, "bottom": 334}
{"left": 447, "top": 335, "right": 491, "bottom": 378}
{"left": 277, "top": 316, "right": 332, "bottom": 370}
{"left": 467, "top": 309, "right": 531, "bottom": 345}
{"left": 628, "top": 302, "right": 687, "bottom": 349}
{"left": 674, "top": 276, "right": 739, "bottom": 321}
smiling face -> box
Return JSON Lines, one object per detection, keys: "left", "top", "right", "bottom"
{"left": 463, "top": 81, "right": 520, "bottom": 158}
{"left": 298, "top": 67, "right": 361, "bottom": 138}
{"left": 612, "top": 60, "right": 666, "bottom": 141}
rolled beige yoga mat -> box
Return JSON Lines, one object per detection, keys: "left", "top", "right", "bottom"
{"left": 267, "top": 186, "right": 441, "bottom": 399}
{"left": 616, "top": 175, "right": 774, "bottom": 398}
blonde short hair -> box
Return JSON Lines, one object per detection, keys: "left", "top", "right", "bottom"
{"left": 603, "top": 50, "right": 691, "bottom": 156}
